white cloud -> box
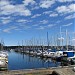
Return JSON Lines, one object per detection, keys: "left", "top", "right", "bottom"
{"left": 40, "top": 0, "right": 55, "bottom": 8}
{"left": 17, "top": 19, "right": 28, "bottom": 22}
{"left": 40, "top": 20, "right": 48, "bottom": 24}
{"left": 0, "top": 1, "right": 31, "bottom": 16}
{"left": 43, "top": 11, "right": 52, "bottom": 14}
{"left": 63, "top": 23, "right": 73, "bottom": 26}
{"left": 1, "top": 16, "right": 11, "bottom": 20}
{"left": 1, "top": 16, "right": 11, "bottom": 24}
{"left": 56, "top": 4, "right": 75, "bottom": 14}
{"left": 68, "top": 4, "right": 75, "bottom": 12}
{"left": 47, "top": 24, "right": 55, "bottom": 28}
{"left": 31, "top": 14, "right": 41, "bottom": 18}
{"left": 37, "top": 26, "right": 45, "bottom": 30}
{"left": 49, "top": 13, "right": 58, "bottom": 17}
{"left": 2, "top": 19, "right": 11, "bottom": 24}
{"left": 65, "top": 14, "right": 75, "bottom": 19}
{"left": 57, "top": 0, "right": 73, "bottom": 2}
{"left": 0, "top": 0, "right": 9, "bottom": 7}
{"left": 31, "top": 6, "right": 39, "bottom": 10}
{"left": 36, "top": 24, "right": 55, "bottom": 30}
{"left": 3, "top": 26, "right": 17, "bottom": 33}
{"left": 16, "top": 19, "right": 32, "bottom": 26}
{"left": 23, "top": 0, "right": 36, "bottom": 6}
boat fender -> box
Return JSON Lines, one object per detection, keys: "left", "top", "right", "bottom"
{"left": 73, "top": 67, "right": 75, "bottom": 72}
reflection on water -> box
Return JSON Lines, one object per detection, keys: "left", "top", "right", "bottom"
{"left": 8, "top": 51, "right": 61, "bottom": 70}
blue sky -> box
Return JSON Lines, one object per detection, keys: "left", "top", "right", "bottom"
{"left": 0, "top": 0, "right": 75, "bottom": 46}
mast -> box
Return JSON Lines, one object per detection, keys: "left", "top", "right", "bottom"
{"left": 60, "top": 27, "right": 62, "bottom": 48}
{"left": 1, "top": 39, "right": 4, "bottom": 50}
{"left": 18, "top": 41, "right": 20, "bottom": 51}
{"left": 74, "top": 32, "right": 75, "bottom": 50}
{"left": 22, "top": 40, "right": 24, "bottom": 52}
{"left": 47, "top": 32, "right": 49, "bottom": 49}
{"left": 58, "top": 27, "right": 63, "bottom": 49}
{"left": 66, "top": 29, "right": 68, "bottom": 50}
{"left": 73, "top": 32, "right": 75, "bottom": 50}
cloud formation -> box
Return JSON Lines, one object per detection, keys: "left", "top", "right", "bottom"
{"left": 63, "top": 23, "right": 73, "bottom": 26}
{"left": 23, "top": 0, "right": 36, "bottom": 6}
{"left": 57, "top": 0, "right": 73, "bottom": 2}
{"left": 0, "top": 0, "right": 74, "bottom": 33}
{"left": 56, "top": 4, "right": 75, "bottom": 14}
{"left": 40, "top": 0, "right": 55, "bottom": 8}
{"left": 3, "top": 26, "right": 17, "bottom": 33}
{"left": 49, "top": 13, "right": 58, "bottom": 17}
{"left": 31, "top": 14, "right": 41, "bottom": 18}
{"left": 65, "top": 14, "right": 75, "bottom": 19}
{"left": 0, "top": 0, "right": 31, "bottom": 16}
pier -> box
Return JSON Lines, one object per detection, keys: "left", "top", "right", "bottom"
{"left": 0, "top": 66, "right": 75, "bottom": 75}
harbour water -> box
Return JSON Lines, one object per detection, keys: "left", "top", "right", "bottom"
{"left": 8, "top": 50, "right": 61, "bottom": 70}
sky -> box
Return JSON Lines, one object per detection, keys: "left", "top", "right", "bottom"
{"left": 0, "top": 0, "right": 75, "bottom": 46}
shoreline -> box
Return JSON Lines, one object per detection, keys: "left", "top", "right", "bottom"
{"left": 0, "top": 66, "right": 75, "bottom": 75}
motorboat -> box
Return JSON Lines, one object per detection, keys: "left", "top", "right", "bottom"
{"left": 0, "top": 60, "right": 6, "bottom": 66}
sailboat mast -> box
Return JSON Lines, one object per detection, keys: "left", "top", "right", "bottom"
{"left": 66, "top": 29, "right": 68, "bottom": 50}
{"left": 60, "top": 27, "right": 62, "bottom": 48}
{"left": 1, "top": 39, "right": 4, "bottom": 50}
{"left": 47, "top": 32, "right": 49, "bottom": 49}
{"left": 74, "top": 32, "right": 75, "bottom": 50}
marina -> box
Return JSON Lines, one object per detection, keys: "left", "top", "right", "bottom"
{"left": 4, "top": 48, "right": 75, "bottom": 70}
{"left": 0, "top": 0, "right": 75, "bottom": 75}
{"left": 8, "top": 50, "right": 61, "bottom": 70}
{"left": 0, "top": 38, "right": 75, "bottom": 71}
{"left": 0, "top": 31, "right": 75, "bottom": 74}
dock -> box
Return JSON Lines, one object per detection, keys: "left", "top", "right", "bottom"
{"left": 0, "top": 66, "right": 75, "bottom": 75}
{"left": 0, "top": 68, "right": 53, "bottom": 75}
{"left": 54, "top": 67, "right": 75, "bottom": 75}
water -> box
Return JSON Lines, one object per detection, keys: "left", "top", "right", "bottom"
{"left": 8, "top": 51, "right": 61, "bottom": 70}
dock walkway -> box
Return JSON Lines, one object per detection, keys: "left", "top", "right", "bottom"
{"left": 54, "top": 67, "right": 75, "bottom": 75}
{"left": 0, "top": 68, "right": 53, "bottom": 75}
{"left": 0, "top": 66, "right": 75, "bottom": 75}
